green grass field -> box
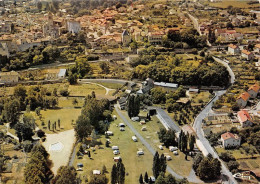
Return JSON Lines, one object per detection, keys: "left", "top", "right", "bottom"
{"left": 34, "top": 108, "right": 81, "bottom": 134}
{"left": 68, "top": 84, "right": 106, "bottom": 97}
{"left": 96, "top": 82, "right": 123, "bottom": 89}
{"left": 121, "top": 111, "right": 193, "bottom": 177}
{"left": 73, "top": 111, "right": 154, "bottom": 183}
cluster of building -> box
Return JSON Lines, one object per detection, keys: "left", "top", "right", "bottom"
{"left": 237, "top": 83, "right": 260, "bottom": 108}
{"left": 228, "top": 43, "right": 260, "bottom": 60}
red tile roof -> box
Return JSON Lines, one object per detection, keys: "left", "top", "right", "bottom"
{"left": 228, "top": 44, "right": 238, "bottom": 49}
{"left": 238, "top": 92, "right": 250, "bottom": 101}
{"left": 242, "top": 49, "right": 252, "bottom": 55}
{"left": 255, "top": 44, "right": 260, "bottom": 49}
{"left": 248, "top": 83, "right": 260, "bottom": 93}
{"left": 237, "top": 110, "right": 251, "bottom": 122}
{"left": 221, "top": 132, "right": 240, "bottom": 140}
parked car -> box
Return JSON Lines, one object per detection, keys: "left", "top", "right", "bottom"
{"left": 132, "top": 136, "right": 137, "bottom": 142}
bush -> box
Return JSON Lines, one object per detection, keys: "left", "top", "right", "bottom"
{"left": 60, "top": 89, "right": 69, "bottom": 96}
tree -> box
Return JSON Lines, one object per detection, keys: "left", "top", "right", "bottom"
{"left": 117, "top": 159, "right": 125, "bottom": 184}
{"left": 58, "top": 119, "right": 60, "bottom": 129}
{"left": 89, "top": 175, "right": 108, "bottom": 184}
{"left": 144, "top": 172, "right": 149, "bottom": 183}
{"left": 68, "top": 73, "right": 78, "bottom": 85}
{"left": 72, "top": 98, "right": 78, "bottom": 106}
{"left": 48, "top": 120, "right": 51, "bottom": 130}
{"left": 152, "top": 152, "right": 166, "bottom": 179}
{"left": 3, "top": 99, "right": 21, "bottom": 125}
{"left": 37, "top": 1, "right": 42, "bottom": 10}
{"left": 133, "top": 95, "right": 140, "bottom": 117}
{"left": 127, "top": 95, "right": 135, "bottom": 118}
{"left": 102, "top": 165, "right": 107, "bottom": 175}
{"left": 24, "top": 145, "right": 53, "bottom": 184}
{"left": 52, "top": 166, "right": 77, "bottom": 184}
{"left": 195, "top": 154, "right": 221, "bottom": 180}
{"left": 99, "top": 62, "right": 110, "bottom": 74}
{"left": 151, "top": 88, "right": 166, "bottom": 104}
{"left": 139, "top": 174, "right": 143, "bottom": 184}
{"left": 111, "top": 164, "right": 118, "bottom": 184}
{"left": 189, "top": 135, "right": 196, "bottom": 151}
{"left": 14, "top": 85, "right": 27, "bottom": 110}
{"left": 15, "top": 123, "right": 34, "bottom": 142}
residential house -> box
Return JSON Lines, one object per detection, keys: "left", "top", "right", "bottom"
{"left": 241, "top": 50, "right": 254, "bottom": 60}
{"left": 221, "top": 132, "right": 241, "bottom": 148}
{"left": 137, "top": 78, "right": 154, "bottom": 94}
{"left": 0, "top": 71, "right": 19, "bottom": 83}
{"left": 46, "top": 69, "right": 66, "bottom": 80}
{"left": 125, "top": 54, "right": 139, "bottom": 63}
{"left": 228, "top": 44, "right": 240, "bottom": 55}
{"left": 254, "top": 44, "right": 260, "bottom": 54}
{"left": 248, "top": 83, "right": 260, "bottom": 98}
{"left": 67, "top": 20, "right": 81, "bottom": 34}
{"left": 148, "top": 31, "right": 165, "bottom": 45}
{"left": 118, "top": 97, "right": 127, "bottom": 110}
{"left": 122, "top": 30, "right": 131, "bottom": 46}
{"left": 237, "top": 110, "right": 253, "bottom": 128}
{"left": 237, "top": 92, "right": 250, "bottom": 108}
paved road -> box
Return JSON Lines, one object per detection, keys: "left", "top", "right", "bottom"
{"left": 213, "top": 57, "right": 235, "bottom": 84}
{"left": 115, "top": 106, "right": 183, "bottom": 180}
{"left": 188, "top": 13, "right": 211, "bottom": 47}
{"left": 151, "top": 107, "right": 181, "bottom": 132}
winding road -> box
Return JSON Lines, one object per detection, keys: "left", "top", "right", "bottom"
{"left": 193, "top": 56, "right": 237, "bottom": 184}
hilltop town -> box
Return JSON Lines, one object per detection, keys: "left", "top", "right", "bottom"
{"left": 0, "top": 0, "right": 259, "bottom": 184}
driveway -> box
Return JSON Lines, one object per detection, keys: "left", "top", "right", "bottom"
{"left": 42, "top": 129, "right": 76, "bottom": 174}
{"left": 151, "top": 107, "right": 181, "bottom": 132}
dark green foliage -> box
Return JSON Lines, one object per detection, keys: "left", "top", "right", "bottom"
{"left": 133, "top": 53, "right": 230, "bottom": 87}
{"left": 75, "top": 97, "right": 111, "bottom": 140}
{"left": 144, "top": 172, "right": 149, "bottom": 183}
{"left": 151, "top": 88, "right": 166, "bottom": 104}
{"left": 153, "top": 152, "right": 167, "bottom": 178}
{"left": 111, "top": 164, "right": 118, "bottom": 184}
{"left": 127, "top": 95, "right": 140, "bottom": 118}
{"left": 24, "top": 145, "right": 53, "bottom": 184}
{"left": 158, "top": 128, "right": 177, "bottom": 148}
{"left": 139, "top": 174, "right": 143, "bottom": 184}
{"left": 193, "top": 154, "right": 221, "bottom": 180}
{"left": 52, "top": 166, "right": 77, "bottom": 184}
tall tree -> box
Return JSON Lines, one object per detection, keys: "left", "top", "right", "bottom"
{"left": 117, "top": 159, "right": 125, "bottom": 184}
{"left": 139, "top": 174, "right": 143, "bottom": 184}
{"left": 153, "top": 151, "right": 160, "bottom": 178}
{"left": 111, "top": 164, "right": 118, "bottom": 184}
{"left": 133, "top": 95, "right": 140, "bottom": 117}
{"left": 3, "top": 99, "right": 21, "bottom": 125}
{"left": 144, "top": 172, "right": 149, "bottom": 183}
{"left": 52, "top": 166, "right": 77, "bottom": 184}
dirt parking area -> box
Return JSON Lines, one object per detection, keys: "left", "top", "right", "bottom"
{"left": 42, "top": 129, "right": 75, "bottom": 174}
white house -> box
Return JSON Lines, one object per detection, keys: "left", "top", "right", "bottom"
{"left": 248, "top": 83, "right": 260, "bottom": 98}
{"left": 67, "top": 20, "right": 81, "bottom": 34}
{"left": 221, "top": 132, "right": 241, "bottom": 149}
{"left": 237, "top": 110, "right": 253, "bottom": 128}
{"left": 0, "top": 71, "right": 19, "bottom": 83}
{"left": 241, "top": 50, "right": 254, "bottom": 60}
{"left": 237, "top": 92, "right": 250, "bottom": 108}
{"left": 228, "top": 44, "right": 240, "bottom": 55}
{"left": 46, "top": 69, "right": 66, "bottom": 80}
